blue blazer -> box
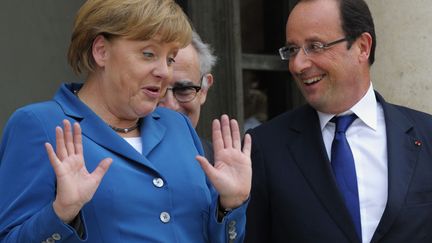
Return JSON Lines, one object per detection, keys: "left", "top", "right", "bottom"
{"left": 245, "top": 92, "right": 432, "bottom": 243}
{"left": 0, "top": 83, "right": 246, "bottom": 243}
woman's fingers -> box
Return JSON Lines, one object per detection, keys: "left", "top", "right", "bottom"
{"left": 91, "top": 158, "right": 113, "bottom": 182}
{"left": 45, "top": 142, "right": 60, "bottom": 170}
{"left": 242, "top": 133, "right": 252, "bottom": 157}
{"left": 230, "top": 118, "right": 241, "bottom": 150}
{"left": 55, "top": 120, "right": 83, "bottom": 160}
{"left": 220, "top": 115, "right": 232, "bottom": 149}
{"left": 196, "top": 155, "right": 216, "bottom": 180}
{"left": 73, "top": 122, "right": 83, "bottom": 155}
{"left": 63, "top": 120, "right": 75, "bottom": 155}
{"left": 213, "top": 114, "right": 249, "bottom": 154}
{"left": 55, "top": 126, "right": 67, "bottom": 160}
{"left": 47, "top": 121, "right": 85, "bottom": 175}
{"left": 212, "top": 119, "right": 223, "bottom": 152}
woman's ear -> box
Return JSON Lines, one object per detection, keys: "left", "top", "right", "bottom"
{"left": 92, "top": 35, "right": 108, "bottom": 67}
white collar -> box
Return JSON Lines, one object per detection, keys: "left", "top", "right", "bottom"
{"left": 317, "top": 82, "right": 378, "bottom": 131}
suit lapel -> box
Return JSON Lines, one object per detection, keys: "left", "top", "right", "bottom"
{"left": 54, "top": 83, "right": 163, "bottom": 173}
{"left": 287, "top": 106, "right": 360, "bottom": 243}
{"left": 371, "top": 94, "right": 420, "bottom": 242}
{"left": 139, "top": 113, "right": 166, "bottom": 157}
{"left": 79, "top": 115, "right": 149, "bottom": 164}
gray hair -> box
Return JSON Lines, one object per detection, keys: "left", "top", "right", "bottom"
{"left": 190, "top": 31, "right": 217, "bottom": 88}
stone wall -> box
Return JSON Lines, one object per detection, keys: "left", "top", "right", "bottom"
{"left": 366, "top": 0, "right": 432, "bottom": 114}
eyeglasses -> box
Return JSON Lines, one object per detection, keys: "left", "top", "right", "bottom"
{"left": 279, "top": 37, "right": 348, "bottom": 60}
{"left": 163, "top": 76, "right": 203, "bottom": 103}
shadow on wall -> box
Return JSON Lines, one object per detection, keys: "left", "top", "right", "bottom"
{"left": 0, "top": 0, "right": 85, "bottom": 135}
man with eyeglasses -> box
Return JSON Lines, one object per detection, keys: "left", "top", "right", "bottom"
{"left": 245, "top": 0, "right": 432, "bottom": 242}
{"left": 159, "top": 31, "right": 216, "bottom": 161}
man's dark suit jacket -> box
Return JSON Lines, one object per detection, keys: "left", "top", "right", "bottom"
{"left": 245, "top": 92, "right": 432, "bottom": 243}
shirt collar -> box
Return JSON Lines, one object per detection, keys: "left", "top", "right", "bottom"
{"left": 317, "top": 82, "right": 378, "bottom": 131}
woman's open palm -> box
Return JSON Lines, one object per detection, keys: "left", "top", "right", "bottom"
{"left": 45, "top": 120, "right": 112, "bottom": 222}
{"left": 196, "top": 114, "right": 252, "bottom": 209}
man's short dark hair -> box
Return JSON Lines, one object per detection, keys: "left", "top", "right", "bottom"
{"left": 294, "top": 0, "right": 376, "bottom": 65}
{"left": 339, "top": 0, "right": 376, "bottom": 65}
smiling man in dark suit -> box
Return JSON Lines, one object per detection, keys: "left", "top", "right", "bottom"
{"left": 245, "top": 0, "right": 432, "bottom": 242}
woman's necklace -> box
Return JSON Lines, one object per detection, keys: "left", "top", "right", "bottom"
{"left": 108, "top": 122, "right": 140, "bottom": 133}
{"left": 73, "top": 88, "right": 140, "bottom": 134}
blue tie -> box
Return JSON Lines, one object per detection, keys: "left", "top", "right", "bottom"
{"left": 331, "top": 114, "right": 362, "bottom": 240}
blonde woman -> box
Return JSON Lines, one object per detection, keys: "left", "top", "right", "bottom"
{"left": 0, "top": 1, "right": 251, "bottom": 242}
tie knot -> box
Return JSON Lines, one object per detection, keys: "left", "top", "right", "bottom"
{"left": 332, "top": 114, "right": 357, "bottom": 133}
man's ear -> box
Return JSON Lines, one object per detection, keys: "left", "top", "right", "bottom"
{"left": 199, "top": 74, "right": 214, "bottom": 105}
{"left": 92, "top": 35, "right": 109, "bottom": 67}
{"left": 356, "top": 32, "right": 372, "bottom": 63}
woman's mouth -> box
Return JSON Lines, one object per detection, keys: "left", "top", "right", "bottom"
{"left": 142, "top": 86, "right": 161, "bottom": 99}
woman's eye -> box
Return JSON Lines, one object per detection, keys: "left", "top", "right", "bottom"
{"left": 167, "top": 57, "right": 176, "bottom": 66}
{"left": 143, "top": 52, "right": 155, "bottom": 58}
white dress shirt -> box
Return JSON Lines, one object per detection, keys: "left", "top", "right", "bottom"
{"left": 318, "top": 83, "right": 388, "bottom": 243}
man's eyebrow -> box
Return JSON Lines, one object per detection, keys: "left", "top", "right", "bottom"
{"left": 285, "top": 41, "right": 295, "bottom": 46}
{"left": 286, "top": 36, "right": 324, "bottom": 45}
{"left": 173, "top": 80, "right": 195, "bottom": 87}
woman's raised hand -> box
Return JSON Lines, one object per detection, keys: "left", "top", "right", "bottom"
{"left": 45, "top": 120, "right": 112, "bottom": 223}
{"left": 196, "top": 114, "right": 252, "bottom": 210}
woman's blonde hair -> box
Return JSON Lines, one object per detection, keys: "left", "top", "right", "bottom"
{"left": 67, "top": 0, "right": 192, "bottom": 74}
